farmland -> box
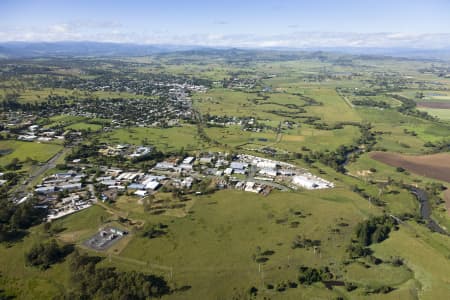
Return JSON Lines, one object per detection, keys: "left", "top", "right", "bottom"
{"left": 370, "top": 152, "right": 450, "bottom": 183}
{"left": 1, "top": 48, "right": 450, "bottom": 299}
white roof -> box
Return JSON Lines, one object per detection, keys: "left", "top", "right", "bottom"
{"left": 134, "top": 190, "right": 148, "bottom": 197}
{"left": 182, "top": 156, "right": 195, "bottom": 164}
{"left": 145, "top": 181, "right": 160, "bottom": 190}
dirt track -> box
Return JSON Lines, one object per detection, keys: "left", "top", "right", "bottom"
{"left": 370, "top": 152, "right": 450, "bottom": 183}
{"left": 417, "top": 101, "right": 450, "bottom": 109}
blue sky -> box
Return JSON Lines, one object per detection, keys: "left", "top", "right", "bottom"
{"left": 1, "top": 0, "right": 450, "bottom": 48}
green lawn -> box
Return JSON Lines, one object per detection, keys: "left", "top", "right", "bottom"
{"left": 0, "top": 140, "right": 62, "bottom": 166}
{"left": 64, "top": 122, "right": 102, "bottom": 131}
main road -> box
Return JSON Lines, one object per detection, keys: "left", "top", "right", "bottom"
{"left": 12, "top": 146, "right": 72, "bottom": 201}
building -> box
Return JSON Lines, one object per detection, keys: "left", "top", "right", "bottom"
{"left": 145, "top": 181, "right": 160, "bottom": 190}
{"left": 230, "top": 162, "right": 248, "bottom": 170}
{"left": 259, "top": 168, "right": 277, "bottom": 177}
{"left": 154, "top": 162, "right": 175, "bottom": 170}
{"left": 134, "top": 190, "right": 148, "bottom": 197}
{"left": 182, "top": 156, "right": 195, "bottom": 164}
{"left": 292, "top": 174, "right": 333, "bottom": 190}
{"left": 35, "top": 186, "right": 56, "bottom": 194}
{"left": 199, "top": 157, "right": 213, "bottom": 164}
{"left": 224, "top": 168, "right": 233, "bottom": 175}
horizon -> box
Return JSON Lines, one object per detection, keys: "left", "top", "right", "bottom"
{"left": 1, "top": 0, "right": 450, "bottom": 49}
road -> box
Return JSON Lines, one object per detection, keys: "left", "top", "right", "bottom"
{"left": 12, "top": 147, "right": 72, "bottom": 201}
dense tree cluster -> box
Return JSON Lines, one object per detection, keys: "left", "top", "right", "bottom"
{"left": 352, "top": 98, "right": 390, "bottom": 109}
{"left": 348, "top": 215, "right": 396, "bottom": 258}
{"left": 0, "top": 197, "right": 47, "bottom": 242}
{"left": 25, "top": 239, "right": 73, "bottom": 269}
{"left": 62, "top": 250, "right": 171, "bottom": 299}
{"left": 298, "top": 266, "right": 333, "bottom": 285}
{"left": 355, "top": 215, "right": 396, "bottom": 247}
{"left": 141, "top": 223, "right": 168, "bottom": 239}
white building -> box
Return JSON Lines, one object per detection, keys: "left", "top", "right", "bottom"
{"left": 259, "top": 168, "right": 277, "bottom": 177}
{"left": 292, "top": 174, "right": 333, "bottom": 190}
{"left": 134, "top": 190, "right": 148, "bottom": 197}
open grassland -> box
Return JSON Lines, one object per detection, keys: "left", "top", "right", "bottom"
{"left": 372, "top": 222, "right": 450, "bottom": 300}
{"left": 0, "top": 140, "right": 62, "bottom": 166}
{"left": 370, "top": 152, "right": 450, "bottom": 183}
{"left": 418, "top": 107, "right": 450, "bottom": 120}
{"left": 118, "top": 189, "right": 378, "bottom": 299}
{"left": 356, "top": 108, "right": 450, "bottom": 153}
{"left": 64, "top": 122, "right": 102, "bottom": 131}
{"left": 281, "top": 125, "right": 360, "bottom": 152}
{"left": 304, "top": 88, "right": 361, "bottom": 123}
{"left": 0, "top": 167, "right": 448, "bottom": 300}
{"left": 100, "top": 125, "right": 202, "bottom": 152}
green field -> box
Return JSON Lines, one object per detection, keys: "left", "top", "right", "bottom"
{"left": 100, "top": 125, "right": 203, "bottom": 152}
{"left": 0, "top": 140, "right": 62, "bottom": 166}
{"left": 64, "top": 122, "right": 103, "bottom": 131}
{"left": 418, "top": 107, "right": 450, "bottom": 120}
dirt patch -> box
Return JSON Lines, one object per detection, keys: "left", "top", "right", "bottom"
{"left": 444, "top": 190, "right": 450, "bottom": 217}
{"left": 370, "top": 152, "right": 450, "bottom": 183}
{"left": 356, "top": 170, "right": 373, "bottom": 177}
{"left": 417, "top": 101, "right": 450, "bottom": 109}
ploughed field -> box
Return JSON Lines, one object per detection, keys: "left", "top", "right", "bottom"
{"left": 370, "top": 152, "right": 450, "bottom": 183}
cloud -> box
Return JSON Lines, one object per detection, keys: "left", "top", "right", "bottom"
{"left": 1, "top": 24, "right": 450, "bottom": 49}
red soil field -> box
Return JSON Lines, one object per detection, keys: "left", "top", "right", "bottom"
{"left": 370, "top": 152, "right": 450, "bottom": 183}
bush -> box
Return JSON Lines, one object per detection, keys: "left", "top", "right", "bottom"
{"left": 25, "top": 239, "right": 73, "bottom": 269}
{"left": 298, "top": 266, "right": 322, "bottom": 285}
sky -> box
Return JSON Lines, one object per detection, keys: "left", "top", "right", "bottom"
{"left": 1, "top": 0, "right": 450, "bottom": 48}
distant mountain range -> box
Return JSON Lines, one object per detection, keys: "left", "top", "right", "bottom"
{"left": 0, "top": 41, "right": 449, "bottom": 60}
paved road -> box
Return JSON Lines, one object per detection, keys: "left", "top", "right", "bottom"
{"left": 12, "top": 147, "right": 71, "bottom": 201}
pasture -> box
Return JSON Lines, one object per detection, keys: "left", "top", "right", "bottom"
{"left": 100, "top": 125, "right": 202, "bottom": 152}
{"left": 0, "top": 140, "right": 62, "bottom": 166}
